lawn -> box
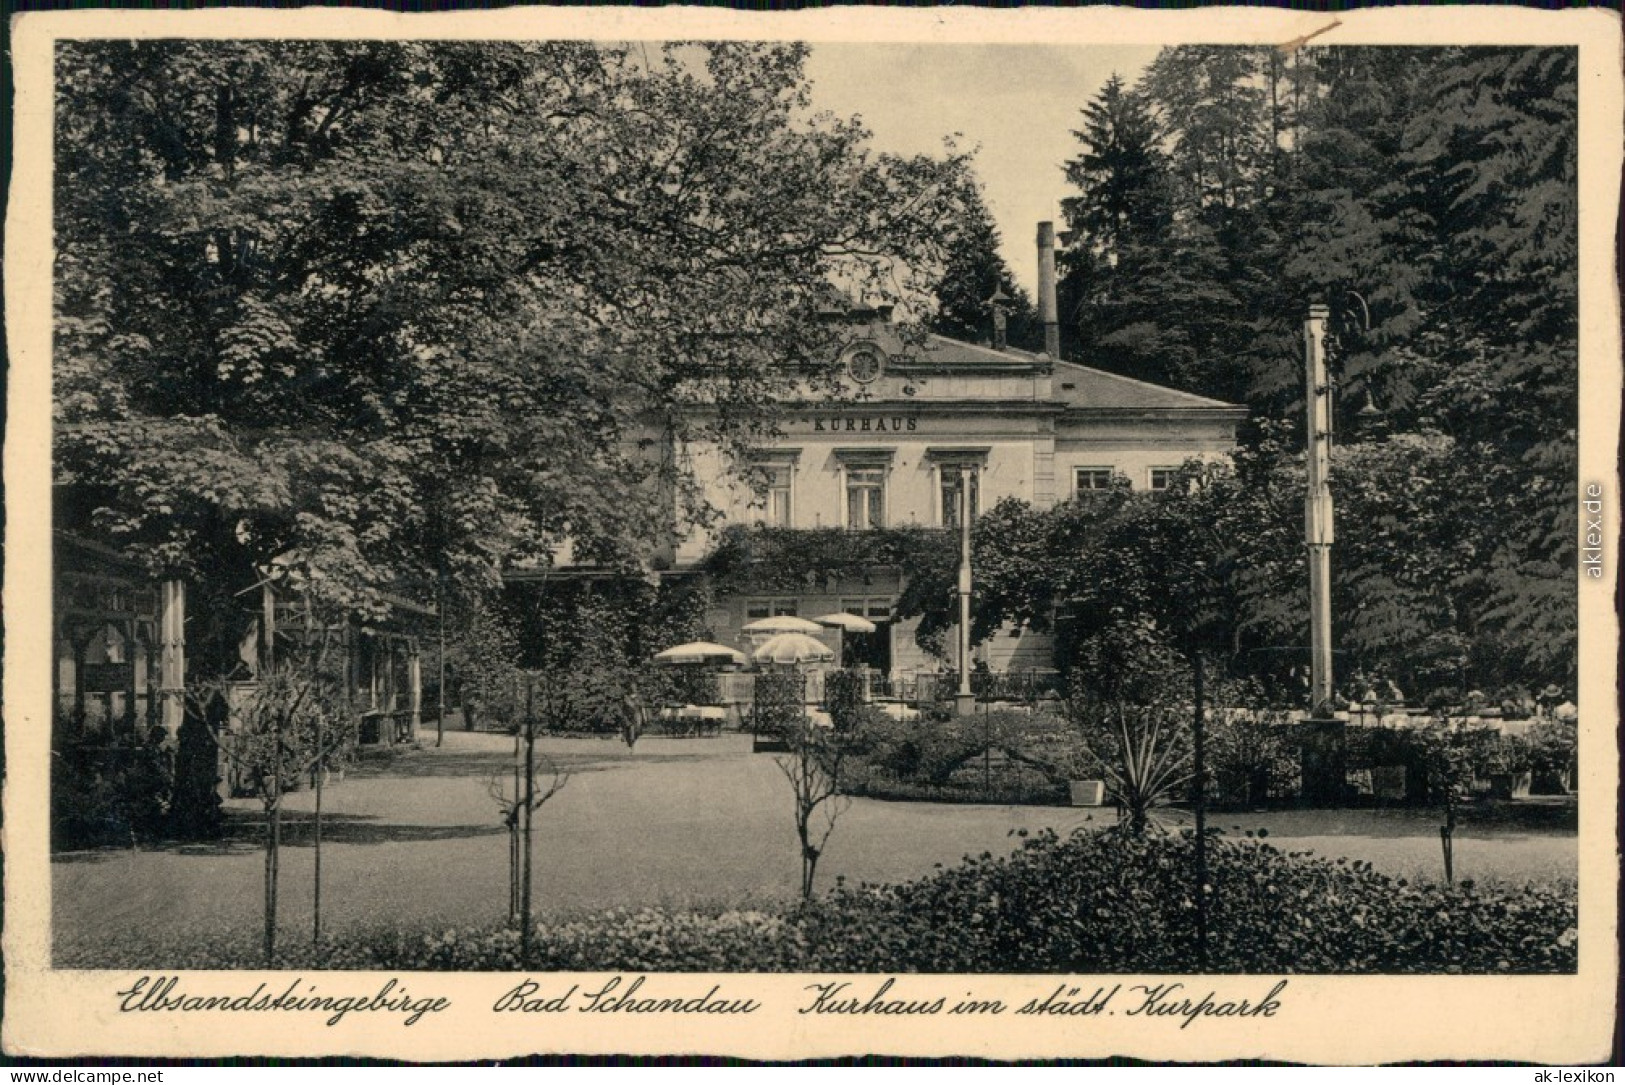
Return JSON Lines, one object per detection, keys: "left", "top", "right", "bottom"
{"left": 51, "top": 729, "right": 1577, "bottom": 959}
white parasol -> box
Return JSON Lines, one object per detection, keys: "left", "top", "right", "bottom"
{"left": 741, "top": 615, "right": 826, "bottom": 635}
{"left": 751, "top": 632, "right": 836, "bottom": 666}
{"left": 652, "top": 641, "right": 748, "bottom": 667}
{"left": 812, "top": 612, "right": 878, "bottom": 634}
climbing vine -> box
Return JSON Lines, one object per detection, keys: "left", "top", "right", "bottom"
{"left": 699, "top": 525, "right": 958, "bottom": 599}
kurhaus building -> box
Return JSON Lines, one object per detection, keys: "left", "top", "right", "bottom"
{"left": 658, "top": 224, "right": 1248, "bottom": 679}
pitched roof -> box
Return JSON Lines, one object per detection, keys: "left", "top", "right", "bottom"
{"left": 1051, "top": 359, "right": 1244, "bottom": 412}
{"left": 857, "top": 329, "right": 1045, "bottom": 370}
{"left": 918, "top": 334, "right": 1045, "bottom": 368}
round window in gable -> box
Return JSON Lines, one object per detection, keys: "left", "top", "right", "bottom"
{"left": 845, "top": 344, "right": 884, "bottom": 385}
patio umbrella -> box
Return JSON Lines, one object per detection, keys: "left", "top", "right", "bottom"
{"left": 741, "top": 615, "right": 826, "bottom": 635}
{"left": 652, "top": 641, "right": 748, "bottom": 667}
{"left": 751, "top": 632, "right": 835, "bottom": 665}
{"left": 812, "top": 612, "right": 877, "bottom": 634}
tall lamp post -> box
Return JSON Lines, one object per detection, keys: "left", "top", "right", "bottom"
{"left": 954, "top": 463, "right": 977, "bottom": 717}
{"left": 1304, "top": 303, "right": 1336, "bottom": 715}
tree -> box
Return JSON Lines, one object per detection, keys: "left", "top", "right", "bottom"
{"left": 54, "top": 41, "right": 985, "bottom": 651}
{"left": 487, "top": 672, "right": 581, "bottom": 963}
{"left": 1057, "top": 69, "right": 1255, "bottom": 400}
{"left": 1138, "top": 47, "right": 1278, "bottom": 222}
{"left": 189, "top": 661, "right": 349, "bottom": 965}
{"left": 1060, "top": 74, "right": 1174, "bottom": 264}
{"left": 928, "top": 176, "right": 1041, "bottom": 351}
{"left": 488, "top": 740, "right": 568, "bottom": 933}
{"left": 776, "top": 724, "right": 853, "bottom": 900}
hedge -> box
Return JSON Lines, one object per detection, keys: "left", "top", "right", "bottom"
{"left": 58, "top": 826, "right": 1576, "bottom": 974}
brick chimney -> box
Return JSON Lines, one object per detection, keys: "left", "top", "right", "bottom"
{"left": 1037, "top": 221, "right": 1060, "bottom": 360}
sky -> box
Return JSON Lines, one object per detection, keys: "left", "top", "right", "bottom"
{"left": 805, "top": 44, "right": 1163, "bottom": 297}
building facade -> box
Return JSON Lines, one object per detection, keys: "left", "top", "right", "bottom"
{"left": 518, "top": 224, "right": 1249, "bottom": 684}
{"left": 671, "top": 323, "right": 1246, "bottom": 679}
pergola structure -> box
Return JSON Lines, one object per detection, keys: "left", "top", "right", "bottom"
{"left": 54, "top": 532, "right": 438, "bottom": 754}
{"left": 53, "top": 532, "right": 185, "bottom": 742}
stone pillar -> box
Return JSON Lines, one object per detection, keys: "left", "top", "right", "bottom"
{"left": 158, "top": 580, "right": 187, "bottom": 742}
{"left": 408, "top": 640, "right": 422, "bottom": 740}
{"left": 1032, "top": 423, "right": 1057, "bottom": 509}
{"left": 954, "top": 464, "right": 977, "bottom": 717}
{"left": 124, "top": 618, "right": 140, "bottom": 736}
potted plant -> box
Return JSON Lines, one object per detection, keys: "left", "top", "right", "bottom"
{"left": 1060, "top": 747, "right": 1106, "bottom": 808}
{"left": 1068, "top": 777, "right": 1106, "bottom": 807}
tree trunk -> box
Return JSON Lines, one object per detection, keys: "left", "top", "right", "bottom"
{"left": 520, "top": 722, "right": 536, "bottom": 965}
{"left": 798, "top": 812, "right": 816, "bottom": 900}
{"left": 509, "top": 759, "right": 521, "bottom": 922}
{"left": 313, "top": 752, "right": 323, "bottom": 947}
{"left": 1440, "top": 800, "right": 1457, "bottom": 885}
{"left": 435, "top": 574, "right": 446, "bottom": 748}
{"left": 265, "top": 794, "right": 281, "bottom": 967}
{"left": 263, "top": 803, "right": 275, "bottom": 965}
{"left": 1126, "top": 786, "right": 1148, "bottom": 835}
{"left": 1192, "top": 651, "right": 1208, "bottom": 972}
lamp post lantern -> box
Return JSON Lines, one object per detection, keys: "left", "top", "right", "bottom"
{"left": 1304, "top": 303, "right": 1336, "bottom": 715}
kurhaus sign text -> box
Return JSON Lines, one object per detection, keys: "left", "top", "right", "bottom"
{"left": 801, "top": 415, "right": 919, "bottom": 434}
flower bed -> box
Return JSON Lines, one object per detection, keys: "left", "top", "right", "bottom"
{"left": 58, "top": 826, "right": 1576, "bottom": 974}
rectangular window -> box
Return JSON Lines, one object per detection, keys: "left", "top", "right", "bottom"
{"left": 746, "top": 598, "right": 798, "bottom": 619}
{"left": 1075, "top": 467, "right": 1114, "bottom": 493}
{"left": 845, "top": 466, "right": 886, "bottom": 530}
{"left": 1149, "top": 467, "right": 1178, "bottom": 491}
{"left": 750, "top": 464, "right": 792, "bottom": 527}
{"left": 940, "top": 467, "right": 981, "bottom": 528}
{"left": 768, "top": 467, "right": 792, "bottom": 527}
{"left": 842, "top": 598, "right": 893, "bottom": 620}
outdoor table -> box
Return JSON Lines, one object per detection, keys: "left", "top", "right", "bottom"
{"left": 659, "top": 704, "right": 726, "bottom": 737}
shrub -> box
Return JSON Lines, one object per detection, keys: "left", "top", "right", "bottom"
{"left": 654, "top": 668, "right": 722, "bottom": 711}
{"left": 843, "top": 709, "right": 1077, "bottom": 804}
{"left": 1065, "top": 687, "right": 1192, "bottom": 832}
{"left": 1526, "top": 720, "right": 1577, "bottom": 778}
{"left": 1346, "top": 723, "right": 1511, "bottom": 804}
{"left": 1207, "top": 706, "right": 1300, "bottom": 805}
{"left": 824, "top": 670, "right": 867, "bottom": 732}
{"left": 797, "top": 828, "right": 1575, "bottom": 975}
{"left": 751, "top": 671, "right": 806, "bottom": 735}
{"left": 51, "top": 730, "right": 175, "bottom": 851}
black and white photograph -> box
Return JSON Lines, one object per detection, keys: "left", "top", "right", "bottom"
{"left": 6, "top": 5, "right": 1620, "bottom": 1064}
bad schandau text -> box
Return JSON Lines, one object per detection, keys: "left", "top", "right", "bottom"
{"left": 493, "top": 975, "right": 760, "bottom": 1014}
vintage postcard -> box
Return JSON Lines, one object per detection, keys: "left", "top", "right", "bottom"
{"left": 5, "top": 3, "right": 1620, "bottom": 1064}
